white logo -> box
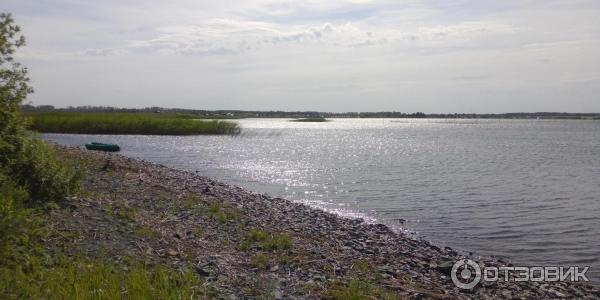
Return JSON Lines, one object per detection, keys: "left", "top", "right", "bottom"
{"left": 451, "top": 259, "right": 482, "bottom": 289}
{"left": 450, "top": 259, "right": 590, "bottom": 289}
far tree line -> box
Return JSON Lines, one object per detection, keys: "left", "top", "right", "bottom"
{"left": 20, "top": 104, "right": 600, "bottom": 119}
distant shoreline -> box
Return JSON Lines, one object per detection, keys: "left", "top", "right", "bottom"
{"left": 21, "top": 105, "right": 600, "bottom": 120}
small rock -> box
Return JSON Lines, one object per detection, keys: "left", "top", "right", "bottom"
{"left": 377, "top": 265, "right": 396, "bottom": 276}
{"left": 500, "top": 289, "right": 512, "bottom": 298}
{"left": 196, "top": 262, "right": 215, "bottom": 276}
{"left": 196, "top": 266, "right": 212, "bottom": 276}
{"left": 436, "top": 261, "right": 455, "bottom": 275}
{"left": 167, "top": 250, "right": 179, "bottom": 256}
{"left": 412, "top": 293, "right": 424, "bottom": 300}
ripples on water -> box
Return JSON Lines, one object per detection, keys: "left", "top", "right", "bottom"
{"left": 44, "top": 118, "right": 600, "bottom": 281}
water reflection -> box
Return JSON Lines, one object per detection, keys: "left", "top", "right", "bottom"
{"left": 44, "top": 118, "right": 600, "bottom": 281}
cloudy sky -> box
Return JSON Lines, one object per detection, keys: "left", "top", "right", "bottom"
{"left": 5, "top": 0, "right": 600, "bottom": 113}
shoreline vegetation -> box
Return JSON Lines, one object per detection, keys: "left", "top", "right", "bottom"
{"left": 26, "top": 112, "right": 240, "bottom": 135}
{"left": 1, "top": 14, "right": 216, "bottom": 298}
{"left": 291, "top": 117, "right": 329, "bottom": 122}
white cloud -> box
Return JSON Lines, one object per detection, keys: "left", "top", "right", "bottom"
{"left": 83, "top": 48, "right": 124, "bottom": 56}
{"left": 84, "top": 17, "right": 517, "bottom": 57}
{"left": 6, "top": 0, "right": 600, "bottom": 112}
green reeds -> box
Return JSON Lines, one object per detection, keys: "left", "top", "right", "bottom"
{"left": 27, "top": 112, "right": 240, "bottom": 135}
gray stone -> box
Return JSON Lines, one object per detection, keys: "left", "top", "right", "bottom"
{"left": 436, "top": 261, "right": 455, "bottom": 275}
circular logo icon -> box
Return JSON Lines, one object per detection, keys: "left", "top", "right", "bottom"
{"left": 451, "top": 259, "right": 482, "bottom": 289}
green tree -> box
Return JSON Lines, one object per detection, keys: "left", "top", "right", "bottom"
{"left": 0, "top": 13, "right": 78, "bottom": 205}
{"left": 0, "top": 13, "right": 31, "bottom": 159}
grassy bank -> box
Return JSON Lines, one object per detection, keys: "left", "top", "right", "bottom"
{"left": 30, "top": 145, "right": 411, "bottom": 299}
{"left": 0, "top": 15, "right": 219, "bottom": 299}
{"left": 0, "top": 144, "right": 208, "bottom": 299}
{"left": 1, "top": 258, "right": 204, "bottom": 299}
{"left": 27, "top": 112, "right": 240, "bottom": 135}
{"left": 291, "top": 117, "right": 329, "bottom": 122}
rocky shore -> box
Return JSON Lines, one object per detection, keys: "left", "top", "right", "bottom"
{"left": 49, "top": 145, "right": 599, "bottom": 299}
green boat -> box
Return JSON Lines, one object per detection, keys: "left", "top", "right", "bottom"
{"left": 85, "top": 142, "right": 120, "bottom": 152}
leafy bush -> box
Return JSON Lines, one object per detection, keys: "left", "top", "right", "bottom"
{"left": 7, "top": 137, "right": 80, "bottom": 205}
{"left": 0, "top": 175, "right": 41, "bottom": 267}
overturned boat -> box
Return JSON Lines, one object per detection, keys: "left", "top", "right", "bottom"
{"left": 85, "top": 142, "right": 120, "bottom": 152}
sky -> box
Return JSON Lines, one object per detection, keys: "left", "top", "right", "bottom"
{"left": 5, "top": 0, "right": 600, "bottom": 113}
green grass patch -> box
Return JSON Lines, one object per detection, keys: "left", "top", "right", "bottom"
{"left": 239, "top": 239, "right": 252, "bottom": 252}
{"left": 353, "top": 260, "right": 371, "bottom": 273}
{"left": 105, "top": 204, "right": 137, "bottom": 222}
{"left": 191, "top": 228, "right": 204, "bottom": 238}
{"left": 182, "top": 193, "right": 203, "bottom": 209}
{"left": 206, "top": 202, "right": 239, "bottom": 224}
{"left": 326, "top": 278, "right": 400, "bottom": 300}
{"left": 262, "top": 234, "right": 292, "bottom": 251}
{"left": 118, "top": 206, "right": 137, "bottom": 222}
{"left": 134, "top": 226, "right": 161, "bottom": 239}
{"left": 248, "top": 228, "right": 269, "bottom": 242}
{"left": 250, "top": 253, "right": 269, "bottom": 270}
{"left": 240, "top": 228, "right": 292, "bottom": 251}
{"left": 207, "top": 203, "right": 226, "bottom": 224}
{"left": 26, "top": 112, "right": 240, "bottom": 135}
{"left": 0, "top": 258, "right": 204, "bottom": 299}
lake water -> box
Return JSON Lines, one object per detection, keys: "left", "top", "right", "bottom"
{"left": 44, "top": 118, "right": 600, "bottom": 281}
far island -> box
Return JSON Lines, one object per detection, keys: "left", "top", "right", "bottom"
{"left": 291, "top": 117, "right": 329, "bottom": 122}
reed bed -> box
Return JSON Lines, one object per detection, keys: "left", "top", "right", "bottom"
{"left": 27, "top": 112, "right": 240, "bottom": 135}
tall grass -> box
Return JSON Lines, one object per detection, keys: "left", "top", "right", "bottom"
{"left": 0, "top": 258, "right": 204, "bottom": 299}
{"left": 27, "top": 112, "right": 240, "bottom": 135}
